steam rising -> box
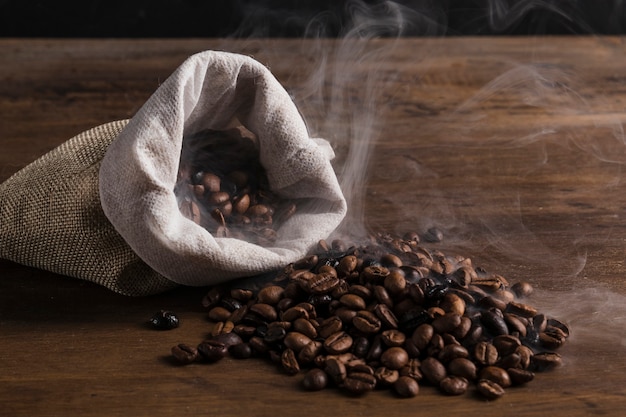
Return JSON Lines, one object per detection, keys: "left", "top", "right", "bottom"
{"left": 218, "top": 0, "right": 626, "bottom": 384}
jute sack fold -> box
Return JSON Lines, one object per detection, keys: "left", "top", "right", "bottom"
{"left": 0, "top": 120, "right": 177, "bottom": 296}
{"left": 0, "top": 50, "right": 347, "bottom": 295}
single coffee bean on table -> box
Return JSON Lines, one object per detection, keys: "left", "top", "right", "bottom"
{"left": 168, "top": 232, "right": 570, "bottom": 400}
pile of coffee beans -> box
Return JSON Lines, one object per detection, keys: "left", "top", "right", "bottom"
{"left": 175, "top": 128, "right": 296, "bottom": 245}
{"left": 170, "top": 231, "right": 569, "bottom": 400}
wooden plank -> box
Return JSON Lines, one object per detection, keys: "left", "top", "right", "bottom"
{"left": 1, "top": 38, "right": 626, "bottom": 416}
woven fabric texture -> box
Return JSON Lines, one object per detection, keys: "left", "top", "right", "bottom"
{"left": 99, "top": 50, "right": 347, "bottom": 287}
{"left": 0, "top": 120, "right": 177, "bottom": 296}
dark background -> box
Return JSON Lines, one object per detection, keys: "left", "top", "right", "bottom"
{"left": 0, "top": 0, "right": 624, "bottom": 37}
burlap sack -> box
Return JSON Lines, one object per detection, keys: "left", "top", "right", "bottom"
{"left": 0, "top": 120, "right": 177, "bottom": 296}
{"left": 0, "top": 50, "right": 347, "bottom": 296}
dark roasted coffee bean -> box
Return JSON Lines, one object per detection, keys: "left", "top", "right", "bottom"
{"left": 292, "top": 318, "right": 318, "bottom": 339}
{"left": 379, "top": 329, "right": 406, "bottom": 349}
{"left": 477, "top": 379, "right": 505, "bottom": 400}
{"left": 437, "top": 344, "right": 469, "bottom": 364}
{"left": 352, "top": 337, "right": 370, "bottom": 358}
{"left": 394, "top": 376, "right": 420, "bottom": 398}
{"left": 380, "top": 347, "right": 409, "bottom": 370}
{"left": 474, "top": 342, "right": 499, "bottom": 366}
{"left": 432, "top": 312, "right": 462, "bottom": 334}
{"left": 447, "top": 357, "right": 477, "bottom": 381}
{"left": 197, "top": 340, "right": 228, "bottom": 362}
{"left": 302, "top": 368, "right": 329, "bottom": 391}
{"left": 424, "top": 227, "right": 444, "bottom": 243}
{"left": 343, "top": 372, "right": 377, "bottom": 395}
{"left": 171, "top": 343, "right": 198, "bottom": 364}
{"left": 410, "top": 323, "right": 434, "bottom": 352}
{"left": 439, "top": 376, "right": 468, "bottom": 395}
{"left": 374, "top": 303, "right": 399, "bottom": 329}
{"left": 399, "top": 308, "right": 430, "bottom": 332}
{"left": 507, "top": 368, "right": 535, "bottom": 385}
{"left": 480, "top": 309, "right": 509, "bottom": 336}
{"left": 298, "top": 340, "right": 323, "bottom": 364}
{"left": 479, "top": 366, "right": 511, "bottom": 388}
{"left": 263, "top": 325, "right": 287, "bottom": 345}
{"left": 211, "top": 331, "right": 242, "bottom": 348}
{"left": 325, "top": 357, "right": 347, "bottom": 385}
{"left": 318, "top": 315, "right": 343, "bottom": 339}
{"left": 531, "top": 352, "right": 562, "bottom": 371}
{"left": 324, "top": 331, "right": 353, "bottom": 355}
{"left": 281, "top": 348, "right": 300, "bottom": 375}
{"left": 256, "top": 285, "right": 285, "bottom": 305}
{"left": 229, "top": 342, "right": 253, "bottom": 359}
{"left": 375, "top": 366, "right": 400, "bottom": 386}
{"left": 352, "top": 310, "right": 382, "bottom": 334}
{"left": 399, "top": 358, "right": 423, "bottom": 381}
{"left": 149, "top": 310, "right": 180, "bottom": 330}
{"left": 492, "top": 334, "right": 521, "bottom": 357}
{"left": 511, "top": 281, "right": 534, "bottom": 298}
{"left": 421, "top": 357, "right": 447, "bottom": 385}
{"left": 208, "top": 306, "right": 232, "bottom": 322}
{"left": 506, "top": 301, "right": 538, "bottom": 318}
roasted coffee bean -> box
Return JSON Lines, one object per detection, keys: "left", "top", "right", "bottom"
{"left": 394, "top": 376, "right": 420, "bottom": 398}
{"left": 208, "top": 306, "right": 232, "bottom": 322}
{"left": 508, "top": 368, "right": 535, "bottom": 385}
{"left": 480, "top": 309, "right": 509, "bottom": 336}
{"left": 352, "top": 337, "right": 370, "bottom": 358}
{"left": 197, "top": 340, "right": 228, "bottom": 362}
{"left": 439, "top": 376, "right": 468, "bottom": 395}
{"left": 380, "top": 330, "right": 406, "bottom": 347}
{"left": 374, "top": 303, "right": 399, "bottom": 329}
{"left": 479, "top": 366, "right": 511, "bottom": 388}
{"left": 352, "top": 310, "right": 382, "bottom": 334}
{"left": 281, "top": 348, "right": 300, "bottom": 375}
{"left": 324, "top": 331, "right": 353, "bottom": 355}
{"left": 171, "top": 343, "right": 198, "bottom": 364}
{"left": 229, "top": 342, "right": 253, "bottom": 359}
{"left": 380, "top": 347, "right": 409, "bottom": 370}
{"left": 211, "top": 330, "right": 241, "bottom": 348}
{"left": 325, "top": 357, "right": 347, "bottom": 385}
{"left": 186, "top": 231, "right": 570, "bottom": 399}
{"left": 149, "top": 310, "right": 179, "bottom": 330}
{"left": 531, "top": 352, "right": 562, "bottom": 371}
{"left": 511, "top": 281, "right": 534, "bottom": 298}
{"left": 421, "top": 357, "right": 447, "bottom": 385}
{"left": 298, "top": 340, "right": 323, "bottom": 364}
{"left": 317, "top": 316, "right": 343, "bottom": 339}
{"left": 447, "top": 357, "right": 477, "bottom": 380}
{"left": 474, "top": 342, "right": 499, "bottom": 366}
{"left": 343, "top": 372, "right": 377, "bottom": 395}
{"left": 432, "top": 312, "right": 462, "bottom": 334}
{"left": 411, "top": 323, "right": 434, "bottom": 351}
{"left": 384, "top": 270, "right": 407, "bottom": 296}
{"left": 256, "top": 285, "right": 284, "bottom": 305}
{"left": 399, "top": 358, "right": 423, "bottom": 381}
{"left": 492, "top": 334, "right": 521, "bottom": 357}
{"left": 283, "top": 332, "right": 312, "bottom": 352}
{"left": 477, "top": 379, "right": 505, "bottom": 400}
{"left": 375, "top": 366, "right": 400, "bottom": 386}
{"left": 424, "top": 227, "right": 444, "bottom": 243}
{"left": 340, "top": 293, "right": 366, "bottom": 310}
{"left": 438, "top": 344, "right": 469, "bottom": 364}
{"left": 263, "top": 325, "right": 287, "bottom": 344}
{"left": 302, "top": 368, "right": 329, "bottom": 391}
{"left": 506, "top": 301, "right": 538, "bottom": 318}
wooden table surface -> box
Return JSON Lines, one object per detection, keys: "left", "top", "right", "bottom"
{"left": 2, "top": 37, "right": 626, "bottom": 416}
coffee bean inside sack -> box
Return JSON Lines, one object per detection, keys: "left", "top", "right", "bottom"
{"left": 175, "top": 128, "right": 296, "bottom": 245}
{"left": 169, "top": 231, "right": 570, "bottom": 400}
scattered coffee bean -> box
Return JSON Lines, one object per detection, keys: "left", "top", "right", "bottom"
{"left": 149, "top": 310, "right": 179, "bottom": 330}
{"left": 394, "top": 375, "right": 420, "bottom": 398}
{"left": 168, "top": 232, "right": 570, "bottom": 401}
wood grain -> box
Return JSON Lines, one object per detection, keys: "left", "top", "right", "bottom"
{"left": 1, "top": 38, "right": 626, "bottom": 416}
